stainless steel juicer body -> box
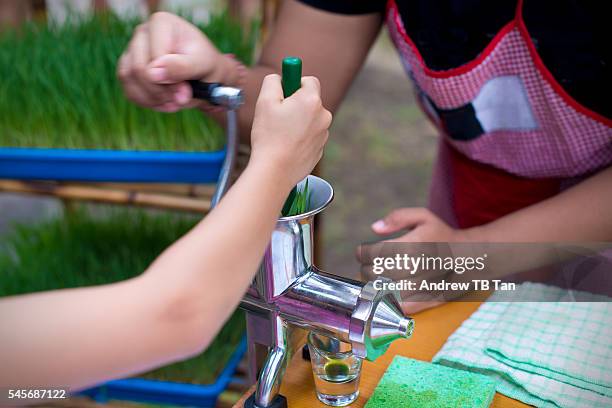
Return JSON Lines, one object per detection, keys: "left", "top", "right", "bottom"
{"left": 241, "top": 176, "right": 414, "bottom": 408}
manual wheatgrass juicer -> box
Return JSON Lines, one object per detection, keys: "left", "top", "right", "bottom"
{"left": 192, "top": 57, "right": 414, "bottom": 408}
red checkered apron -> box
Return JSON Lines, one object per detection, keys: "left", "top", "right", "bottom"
{"left": 386, "top": 0, "right": 612, "bottom": 228}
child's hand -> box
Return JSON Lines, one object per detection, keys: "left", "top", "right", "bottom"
{"left": 249, "top": 74, "right": 332, "bottom": 190}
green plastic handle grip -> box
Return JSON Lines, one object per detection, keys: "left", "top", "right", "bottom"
{"left": 282, "top": 57, "right": 302, "bottom": 98}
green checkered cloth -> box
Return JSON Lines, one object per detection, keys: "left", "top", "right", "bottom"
{"left": 433, "top": 283, "right": 612, "bottom": 408}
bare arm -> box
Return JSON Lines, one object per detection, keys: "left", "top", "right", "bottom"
{"left": 469, "top": 166, "right": 612, "bottom": 242}
{"left": 365, "top": 167, "right": 612, "bottom": 313}
{"left": 0, "top": 164, "right": 285, "bottom": 390}
{"left": 370, "top": 166, "right": 612, "bottom": 243}
{"left": 0, "top": 75, "right": 331, "bottom": 390}
{"left": 235, "top": 0, "right": 382, "bottom": 135}
{"left": 117, "top": 0, "right": 382, "bottom": 137}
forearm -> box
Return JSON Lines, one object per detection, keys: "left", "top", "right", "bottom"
{"left": 142, "top": 160, "right": 290, "bottom": 348}
{"left": 0, "top": 278, "right": 180, "bottom": 390}
{"left": 204, "top": 0, "right": 381, "bottom": 137}
{"left": 0, "top": 162, "right": 290, "bottom": 390}
{"left": 469, "top": 166, "right": 612, "bottom": 242}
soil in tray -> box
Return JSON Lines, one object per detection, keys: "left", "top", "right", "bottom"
{"left": 0, "top": 11, "right": 256, "bottom": 152}
{"left": 0, "top": 207, "right": 245, "bottom": 384}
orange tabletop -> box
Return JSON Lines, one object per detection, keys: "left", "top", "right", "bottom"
{"left": 235, "top": 301, "right": 527, "bottom": 408}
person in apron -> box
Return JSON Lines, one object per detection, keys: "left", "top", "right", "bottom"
{"left": 375, "top": 0, "right": 611, "bottom": 233}
{"left": 116, "top": 0, "right": 611, "bottom": 309}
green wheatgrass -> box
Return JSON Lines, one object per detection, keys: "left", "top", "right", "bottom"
{"left": 0, "top": 12, "right": 256, "bottom": 151}
{"left": 0, "top": 207, "right": 244, "bottom": 384}
{"left": 282, "top": 179, "right": 311, "bottom": 217}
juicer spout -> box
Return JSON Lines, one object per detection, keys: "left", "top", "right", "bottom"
{"left": 349, "top": 279, "right": 414, "bottom": 361}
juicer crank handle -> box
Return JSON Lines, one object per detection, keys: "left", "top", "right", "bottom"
{"left": 188, "top": 80, "right": 244, "bottom": 110}
{"left": 188, "top": 80, "right": 218, "bottom": 100}
{"left": 188, "top": 81, "right": 242, "bottom": 208}
{"left": 210, "top": 109, "right": 238, "bottom": 208}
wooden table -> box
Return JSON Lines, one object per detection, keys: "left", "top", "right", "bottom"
{"left": 235, "top": 301, "right": 527, "bottom": 407}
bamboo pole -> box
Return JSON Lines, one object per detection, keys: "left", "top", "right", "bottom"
{"left": 0, "top": 149, "right": 250, "bottom": 213}
{"left": 75, "top": 182, "right": 216, "bottom": 198}
{"left": 0, "top": 180, "right": 210, "bottom": 213}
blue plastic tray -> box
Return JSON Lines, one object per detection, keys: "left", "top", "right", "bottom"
{"left": 81, "top": 337, "right": 247, "bottom": 407}
{"left": 0, "top": 147, "right": 226, "bottom": 183}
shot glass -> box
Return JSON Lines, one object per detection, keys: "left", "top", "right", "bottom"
{"left": 307, "top": 332, "right": 362, "bottom": 406}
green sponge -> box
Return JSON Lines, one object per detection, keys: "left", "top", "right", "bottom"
{"left": 365, "top": 356, "right": 497, "bottom": 408}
